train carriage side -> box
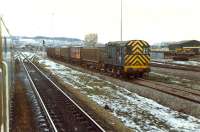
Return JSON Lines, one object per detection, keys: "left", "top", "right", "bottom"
{"left": 80, "top": 47, "right": 105, "bottom": 69}
{"left": 60, "top": 48, "right": 70, "bottom": 62}
{"left": 47, "top": 48, "right": 51, "bottom": 57}
{"left": 55, "top": 48, "right": 61, "bottom": 59}
{"left": 69, "top": 47, "right": 82, "bottom": 64}
{"left": 52, "top": 48, "right": 56, "bottom": 59}
{"left": 47, "top": 48, "right": 55, "bottom": 58}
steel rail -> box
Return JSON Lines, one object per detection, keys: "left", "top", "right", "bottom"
{"left": 151, "top": 61, "right": 200, "bottom": 72}
{"left": 21, "top": 53, "right": 106, "bottom": 132}
{"left": 140, "top": 78, "right": 200, "bottom": 96}
{"left": 21, "top": 58, "right": 58, "bottom": 132}
{"left": 25, "top": 55, "right": 106, "bottom": 132}
{"left": 134, "top": 78, "right": 200, "bottom": 104}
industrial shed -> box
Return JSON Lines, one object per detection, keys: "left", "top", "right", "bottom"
{"left": 150, "top": 51, "right": 175, "bottom": 59}
{"left": 168, "top": 40, "right": 200, "bottom": 50}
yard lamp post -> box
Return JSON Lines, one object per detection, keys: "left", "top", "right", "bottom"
{"left": 120, "top": 0, "right": 123, "bottom": 41}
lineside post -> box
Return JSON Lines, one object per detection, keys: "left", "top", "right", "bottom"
{"left": 0, "top": 17, "right": 2, "bottom": 63}
{"left": 0, "top": 15, "right": 4, "bottom": 132}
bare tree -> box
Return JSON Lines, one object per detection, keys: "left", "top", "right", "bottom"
{"left": 84, "top": 33, "right": 98, "bottom": 47}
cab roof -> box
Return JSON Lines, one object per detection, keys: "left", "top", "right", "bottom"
{"left": 107, "top": 40, "right": 149, "bottom": 47}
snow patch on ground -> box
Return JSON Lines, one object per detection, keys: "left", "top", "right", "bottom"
{"left": 172, "top": 61, "right": 200, "bottom": 66}
{"left": 22, "top": 53, "right": 200, "bottom": 132}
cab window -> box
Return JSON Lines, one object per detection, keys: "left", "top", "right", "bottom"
{"left": 126, "top": 45, "right": 132, "bottom": 55}
{"left": 143, "top": 48, "right": 150, "bottom": 54}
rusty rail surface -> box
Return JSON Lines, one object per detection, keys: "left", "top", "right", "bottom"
{"left": 132, "top": 79, "right": 200, "bottom": 104}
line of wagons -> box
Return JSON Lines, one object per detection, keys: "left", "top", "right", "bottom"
{"left": 47, "top": 40, "right": 151, "bottom": 77}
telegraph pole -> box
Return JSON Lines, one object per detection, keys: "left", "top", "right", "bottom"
{"left": 0, "top": 16, "right": 2, "bottom": 65}
{"left": 51, "top": 12, "right": 55, "bottom": 45}
{"left": 0, "top": 15, "right": 3, "bottom": 132}
{"left": 120, "top": 0, "right": 123, "bottom": 41}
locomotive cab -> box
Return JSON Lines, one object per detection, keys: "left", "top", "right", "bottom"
{"left": 124, "top": 40, "right": 150, "bottom": 74}
{"left": 105, "top": 40, "right": 150, "bottom": 76}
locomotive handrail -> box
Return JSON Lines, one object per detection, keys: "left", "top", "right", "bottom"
{"left": 0, "top": 16, "right": 10, "bottom": 132}
{"left": 1, "top": 61, "right": 9, "bottom": 132}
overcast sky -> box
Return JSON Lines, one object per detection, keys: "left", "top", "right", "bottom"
{"left": 1, "top": 0, "right": 200, "bottom": 44}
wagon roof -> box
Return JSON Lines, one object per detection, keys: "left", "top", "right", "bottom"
{"left": 107, "top": 41, "right": 128, "bottom": 46}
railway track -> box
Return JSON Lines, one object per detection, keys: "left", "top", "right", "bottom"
{"left": 48, "top": 57, "right": 200, "bottom": 105}
{"left": 132, "top": 79, "right": 200, "bottom": 104}
{"left": 20, "top": 54, "right": 105, "bottom": 132}
{"left": 151, "top": 61, "right": 200, "bottom": 72}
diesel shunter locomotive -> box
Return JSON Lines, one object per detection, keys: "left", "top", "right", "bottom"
{"left": 105, "top": 40, "right": 150, "bottom": 76}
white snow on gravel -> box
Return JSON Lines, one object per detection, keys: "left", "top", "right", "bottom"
{"left": 152, "top": 59, "right": 172, "bottom": 63}
{"left": 20, "top": 52, "right": 200, "bottom": 132}
{"left": 172, "top": 61, "right": 200, "bottom": 66}
{"left": 152, "top": 59, "right": 200, "bottom": 66}
{"left": 40, "top": 59, "right": 200, "bottom": 131}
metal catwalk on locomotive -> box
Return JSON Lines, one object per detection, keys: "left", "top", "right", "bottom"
{"left": 105, "top": 40, "right": 150, "bottom": 76}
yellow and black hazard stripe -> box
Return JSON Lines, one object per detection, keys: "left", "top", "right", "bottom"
{"left": 125, "top": 40, "right": 150, "bottom": 67}
{"left": 130, "top": 55, "right": 150, "bottom": 66}
{"left": 125, "top": 55, "right": 149, "bottom": 66}
{"left": 127, "top": 40, "right": 147, "bottom": 53}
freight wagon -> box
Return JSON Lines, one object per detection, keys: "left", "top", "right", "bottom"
{"left": 80, "top": 47, "right": 105, "bottom": 69}
{"left": 69, "top": 47, "right": 82, "bottom": 63}
{"left": 60, "top": 48, "right": 70, "bottom": 61}
{"left": 55, "top": 48, "right": 61, "bottom": 59}
{"left": 47, "top": 48, "right": 55, "bottom": 58}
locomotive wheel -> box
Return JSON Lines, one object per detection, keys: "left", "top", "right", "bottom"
{"left": 139, "top": 73, "right": 143, "bottom": 78}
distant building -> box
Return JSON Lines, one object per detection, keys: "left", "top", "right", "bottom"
{"left": 150, "top": 47, "right": 169, "bottom": 51}
{"left": 168, "top": 40, "right": 200, "bottom": 50}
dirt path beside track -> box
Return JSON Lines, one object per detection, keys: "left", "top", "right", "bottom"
{"left": 11, "top": 60, "right": 36, "bottom": 132}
